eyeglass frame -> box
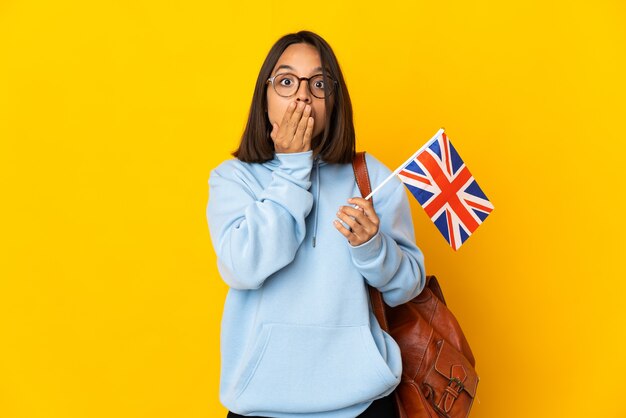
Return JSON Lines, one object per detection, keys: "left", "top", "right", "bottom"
{"left": 266, "top": 72, "right": 338, "bottom": 99}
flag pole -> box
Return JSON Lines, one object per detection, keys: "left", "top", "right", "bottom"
{"left": 363, "top": 128, "right": 445, "bottom": 200}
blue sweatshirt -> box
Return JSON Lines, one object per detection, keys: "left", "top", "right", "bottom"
{"left": 206, "top": 151, "right": 425, "bottom": 418}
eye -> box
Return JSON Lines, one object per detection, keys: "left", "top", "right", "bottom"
{"left": 276, "top": 74, "right": 297, "bottom": 87}
{"left": 311, "top": 75, "right": 327, "bottom": 91}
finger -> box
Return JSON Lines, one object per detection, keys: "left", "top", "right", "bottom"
{"left": 339, "top": 205, "right": 372, "bottom": 226}
{"left": 303, "top": 116, "right": 314, "bottom": 149}
{"left": 270, "top": 123, "right": 278, "bottom": 141}
{"left": 335, "top": 216, "right": 365, "bottom": 246}
{"left": 348, "top": 197, "right": 373, "bottom": 212}
{"left": 280, "top": 101, "right": 297, "bottom": 128}
{"left": 293, "top": 105, "right": 312, "bottom": 147}
{"left": 276, "top": 102, "right": 298, "bottom": 146}
{"left": 333, "top": 219, "right": 353, "bottom": 239}
{"left": 286, "top": 101, "right": 306, "bottom": 140}
{"left": 336, "top": 210, "right": 364, "bottom": 234}
{"left": 348, "top": 197, "right": 379, "bottom": 224}
{"left": 339, "top": 209, "right": 375, "bottom": 238}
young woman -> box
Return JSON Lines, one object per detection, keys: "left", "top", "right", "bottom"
{"left": 207, "top": 30, "right": 426, "bottom": 418}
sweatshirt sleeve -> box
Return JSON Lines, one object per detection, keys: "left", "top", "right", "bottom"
{"left": 348, "top": 154, "right": 426, "bottom": 307}
{"left": 207, "top": 152, "right": 314, "bottom": 290}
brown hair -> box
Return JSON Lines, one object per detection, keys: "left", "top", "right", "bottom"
{"left": 233, "top": 30, "right": 355, "bottom": 164}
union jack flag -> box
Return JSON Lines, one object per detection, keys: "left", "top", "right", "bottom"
{"left": 397, "top": 132, "right": 493, "bottom": 250}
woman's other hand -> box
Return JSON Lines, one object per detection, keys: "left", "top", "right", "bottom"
{"left": 270, "top": 101, "right": 314, "bottom": 153}
{"left": 334, "top": 197, "right": 380, "bottom": 246}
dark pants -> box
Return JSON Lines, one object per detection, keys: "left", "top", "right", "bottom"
{"left": 226, "top": 391, "right": 398, "bottom": 418}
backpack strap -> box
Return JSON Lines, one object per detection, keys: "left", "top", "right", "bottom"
{"left": 352, "top": 152, "right": 390, "bottom": 332}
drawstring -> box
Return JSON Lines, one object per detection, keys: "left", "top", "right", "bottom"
{"left": 312, "top": 157, "right": 320, "bottom": 247}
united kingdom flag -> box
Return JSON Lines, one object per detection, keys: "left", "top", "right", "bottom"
{"left": 398, "top": 132, "right": 493, "bottom": 251}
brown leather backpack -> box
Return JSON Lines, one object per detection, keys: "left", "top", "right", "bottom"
{"left": 353, "top": 152, "right": 479, "bottom": 418}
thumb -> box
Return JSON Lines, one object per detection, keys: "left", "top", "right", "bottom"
{"left": 270, "top": 123, "right": 278, "bottom": 141}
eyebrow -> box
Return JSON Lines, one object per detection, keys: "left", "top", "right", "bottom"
{"left": 273, "top": 65, "right": 323, "bottom": 76}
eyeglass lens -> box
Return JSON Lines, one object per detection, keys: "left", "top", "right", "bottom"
{"left": 272, "top": 73, "right": 331, "bottom": 98}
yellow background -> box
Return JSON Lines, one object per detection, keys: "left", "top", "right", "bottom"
{"left": 1, "top": 1, "right": 625, "bottom": 417}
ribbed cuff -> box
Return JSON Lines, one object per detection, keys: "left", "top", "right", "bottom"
{"left": 275, "top": 151, "right": 314, "bottom": 183}
{"left": 348, "top": 230, "right": 383, "bottom": 263}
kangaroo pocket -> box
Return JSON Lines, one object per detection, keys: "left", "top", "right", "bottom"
{"left": 233, "top": 323, "right": 399, "bottom": 414}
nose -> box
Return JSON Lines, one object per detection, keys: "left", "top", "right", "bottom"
{"left": 295, "top": 79, "right": 312, "bottom": 103}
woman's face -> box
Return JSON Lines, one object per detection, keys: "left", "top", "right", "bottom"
{"left": 266, "top": 43, "right": 328, "bottom": 143}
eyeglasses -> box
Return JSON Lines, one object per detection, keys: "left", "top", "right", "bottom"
{"left": 266, "top": 72, "right": 336, "bottom": 99}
